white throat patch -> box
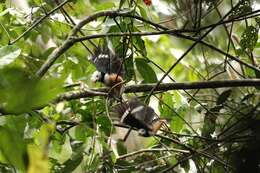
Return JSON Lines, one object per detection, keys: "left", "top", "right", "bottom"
{"left": 91, "top": 71, "right": 102, "bottom": 82}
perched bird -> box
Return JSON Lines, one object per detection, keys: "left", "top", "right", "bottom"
{"left": 89, "top": 45, "right": 125, "bottom": 98}
{"left": 113, "top": 98, "right": 166, "bottom": 137}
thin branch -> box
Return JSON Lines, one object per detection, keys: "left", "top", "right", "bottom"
{"left": 54, "top": 89, "right": 108, "bottom": 102}
{"left": 55, "top": 79, "right": 260, "bottom": 102}
{"left": 117, "top": 148, "right": 190, "bottom": 160}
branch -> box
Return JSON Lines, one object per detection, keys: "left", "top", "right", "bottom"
{"left": 117, "top": 148, "right": 190, "bottom": 160}
{"left": 55, "top": 79, "right": 260, "bottom": 102}
{"left": 54, "top": 89, "right": 108, "bottom": 102}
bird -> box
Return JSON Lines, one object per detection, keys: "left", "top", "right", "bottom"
{"left": 89, "top": 45, "right": 125, "bottom": 98}
{"left": 113, "top": 98, "right": 166, "bottom": 137}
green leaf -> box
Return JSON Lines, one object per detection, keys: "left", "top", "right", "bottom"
{"left": 116, "top": 139, "right": 127, "bottom": 155}
{"left": 95, "top": 2, "right": 115, "bottom": 10}
{"left": 180, "top": 159, "right": 190, "bottom": 172}
{"left": 0, "top": 45, "right": 21, "bottom": 68}
{"left": 240, "top": 26, "right": 258, "bottom": 52}
{"left": 60, "top": 147, "right": 84, "bottom": 173}
{"left": 216, "top": 90, "right": 232, "bottom": 105}
{"left": 135, "top": 58, "right": 157, "bottom": 83}
{"left": 255, "top": 42, "right": 260, "bottom": 48}
{"left": 0, "top": 67, "right": 63, "bottom": 114}
{"left": 159, "top": 93, "right": 174, "bottom": 118}
{"left": 159, "top": 93, "right": 185, "bottom": 132}
{"left": 0, "top": 127, "right": 27, "bottom": 172}
{"left": 96, "top": 115, "right": 112, "bottom": 136}
{"left": 27, "top": 144, "right": 49, "bottom": 173}
{"left": 133, "top": 27, "right": 147, "bottom": 56}
{"left": 75, "top": 125, "right": 88, "bottom": 141}
{"left": 137, "top": 5, "right": 149, "bottom": 20}
{"left": 170, "top": 107, "right": 185, "bottom": 133}
{"left": 105, "top": 22, "right": 126, "bottom": 50}
{"left": 124, "top": 55, "right": 134, "bottom": 81}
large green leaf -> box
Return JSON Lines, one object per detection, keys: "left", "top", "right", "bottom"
{"left": 135, "top": 58, "right": 157, "bottom": 83}
{"left": 159, "top": 92, "right": 174, "bottom": 118}
{"left": 0, "top": 45, "right": 21, "bottom": 68}
{"left": 60, "top": 143, "right": 84, "bottom": 173}
{"left": 0, "top": 127, "right": 27, "bottom": 172}
{"left": 0, "top": 67, "right": 63, "bottom": 114}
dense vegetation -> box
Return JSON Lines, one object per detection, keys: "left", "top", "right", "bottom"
{"left": 0, "top": 0, "right": 260, "bottom": 172}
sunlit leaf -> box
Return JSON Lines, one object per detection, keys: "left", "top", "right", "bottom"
{"left": 27, "top": 144, "right": 49, "bottom": 173}
{"left": 0, "top": 45, "right": 21, "bottom": 68}
{"left": 159, "top": 92, "right": 174, "bottom": 118}
{"left": 0, "top": 127, "right": 27, "bottom": 172}
{"left": 95, "top": 2, "right": 115, "bottom": 10}
{"left": 0, "top": 67, "right": 63, "bottom": 114}
{"left": 60, "top": 146, "right": 84, "bottom": 173}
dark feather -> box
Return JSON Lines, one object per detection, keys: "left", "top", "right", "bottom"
{"left": 113, "top": 98, "right": 158, "bottom": 131}
{"left": 90, "top": 46, "right": 124, "bottom": 77}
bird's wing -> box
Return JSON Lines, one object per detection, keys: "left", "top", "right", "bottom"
{"left": 89, "top": 46, "right": 110, "bottom": 73}
{"left": 113, "top": 99, "right": 152, "bottom": 130}
{"left": 128, "top": 99, "right": 155, "bottom": 125}
{"left": 90, "top": 46, "right": 125, "bottom": 77}
{"left": 110, "top": 55, "right": 125, "bottom": 77}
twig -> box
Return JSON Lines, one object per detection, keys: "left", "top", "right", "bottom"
{"left": 54, "top": 89, "right": 108, "bottom": 102}
{"left": 117, "top": 148, "right": 190, "bottom": 160}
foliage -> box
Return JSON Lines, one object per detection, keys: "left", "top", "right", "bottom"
{"left": 0, "top": 0, "right": 259, "bottom": 172}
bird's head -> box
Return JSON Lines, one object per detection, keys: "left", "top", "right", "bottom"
{"left": 91, "top": 71, "right": 104, "bottom": 83}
